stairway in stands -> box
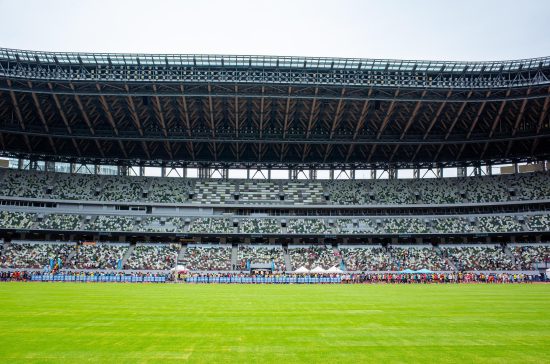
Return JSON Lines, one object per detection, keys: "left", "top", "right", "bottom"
{"left": 177, "top": 244, "right": 187, "bottom": 264}
{"left": 284, "top": 248, "right": 292, "bottom": 271}
{"left": 65, "top": 245, "right": 77, "bottom": 265}
{"left": 434, "top": 245, "right": 457, "bottom": 271}
{"left": 121, "top": 243, "right": 135, "bottom": 267}
{"left": 231, "top": 245, "right": 238, "bottom": 270}
{"left": 503, "top": 244, "right": 516, "bottom": 268}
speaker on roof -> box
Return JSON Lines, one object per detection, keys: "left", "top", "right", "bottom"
{"left": 142, "top": 96, "right": 149, "bottom": 106}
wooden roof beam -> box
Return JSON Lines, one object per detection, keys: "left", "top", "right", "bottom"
{"left": 444, "top": 91, "right": 473, "bottom": 140}
{"left": 423, "top": 90, "right": 452, "bottom": 140}
{"left": 6, "top": 80, "right": 32, "bottom": 152}
{"left": 329, "top": 88, "right": 346, "bottom": 139}
{"left": 375, "top": 89, "right": 400, "bottom": 139}
{"left": 400, "top": 90, "right": 427, "bottom": 140}
{"left": 305, "top": 87, "right": 319, "bottom": 138}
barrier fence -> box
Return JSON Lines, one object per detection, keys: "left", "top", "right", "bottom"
{"left": 31, "top": 274, "right": 166, "bottom": 283}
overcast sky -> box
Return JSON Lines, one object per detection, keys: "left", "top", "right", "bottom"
{"left": 1, "top": 0, "right": 549, "bottom": 61}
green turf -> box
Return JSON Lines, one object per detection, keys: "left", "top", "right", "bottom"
{"left": 0, "top": 283, "right": 548, "bottom": 364}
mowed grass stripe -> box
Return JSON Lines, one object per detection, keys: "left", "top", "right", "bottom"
{"left": 0, "top": 283, "right": 548, "bottom": 363}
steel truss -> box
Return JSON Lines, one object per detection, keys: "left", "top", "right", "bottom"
{"left": 0, "top": 49, "right": 550, "bottom": 169}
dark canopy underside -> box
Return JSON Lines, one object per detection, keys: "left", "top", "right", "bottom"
{"left": 1, "top": 49, "right": 549, "bottom": 168}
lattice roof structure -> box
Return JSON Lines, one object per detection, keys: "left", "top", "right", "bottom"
{"left": 1, "top": 48, "right": 549, "bottom": 169}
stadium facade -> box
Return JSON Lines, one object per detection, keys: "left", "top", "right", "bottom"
{"left": 0, "top": 48, "right": 549, "bottom": 274}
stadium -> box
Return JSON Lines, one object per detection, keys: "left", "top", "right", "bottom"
{"left": 1, "top": 4, "right": 550, "bottom": 360}
{"left": 1, "top": 47, "right": 549, "bottom": 277}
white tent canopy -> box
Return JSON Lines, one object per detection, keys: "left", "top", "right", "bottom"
{"left": 171, "top": 265, "right": 188, "bottom": 272}
{"left": 310, "top": 266, "right": 327, "bottom": 273}
{"left": 294, "top": 266, "right": 309, "bottom": 273}
{"left": 327, "top": 266, "right": 344, "bottom": 273}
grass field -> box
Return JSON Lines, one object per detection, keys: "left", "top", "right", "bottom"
{"left": 0, "top": 283, "right": 548, "bottom": 363}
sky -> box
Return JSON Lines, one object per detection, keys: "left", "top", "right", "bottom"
{"left": 0, "top": 0, "right": 549, "bottom": 61}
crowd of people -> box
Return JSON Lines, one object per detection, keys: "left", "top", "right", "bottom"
{"left": 511, "top": 244, "right": 550, "bottom": 270}
{"left": 1, "top": 270, "right": 547, "bottom": 284}
{"left": 440, "top": 245, "right": 515, "bottom": 271}
{"left": 124, "top": 244, "right": 180, "bottom": 270}
{"left": 181, "top": 271, "right": 546, "bottom": 284}
{"left": 289, "top": 246, "right": 341, "bottom": 270}
{"left": 180, "top": 245, "right": 233, "bottom": 271}
{"left": 237, "top": 245, "right": 286, "bottom": 271}
{"left": 1, "top": 241, "right": 549, "bottom": 273}
{"left": 68, "top": 244, "right": 127, "bottom": 269}
{"left": 0, "top": 242, "right": 73, "bottom": 269}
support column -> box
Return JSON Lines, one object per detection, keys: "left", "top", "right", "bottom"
{"left": 45, "top": 161, "right": 55, "bottom": 173}
{"left": 388, "top": 167, "right": 397, "bottom": 180}
{"left": 371, "top": 169, "right": 377, "bottom": 179}
{"left": 457, "top": 166, "right": 467, "bottom": 178}
{"left": 473, "top": 165, "right": 482, "bottom": 176}
{"left": 309, "top": 168, "right": 317, "bottom": 180}
{"left": 198, "top": 167, "right": 210, "bottom": 179}
{"left": 117, "top": 165, "right": 128, "bottom": 176}
{"left": 413, "top": 168, "right": 420, "bottom": 179}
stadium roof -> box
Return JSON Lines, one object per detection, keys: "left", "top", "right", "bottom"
{"left": 1, "top": 47, "right": 549, "bottom": 169}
